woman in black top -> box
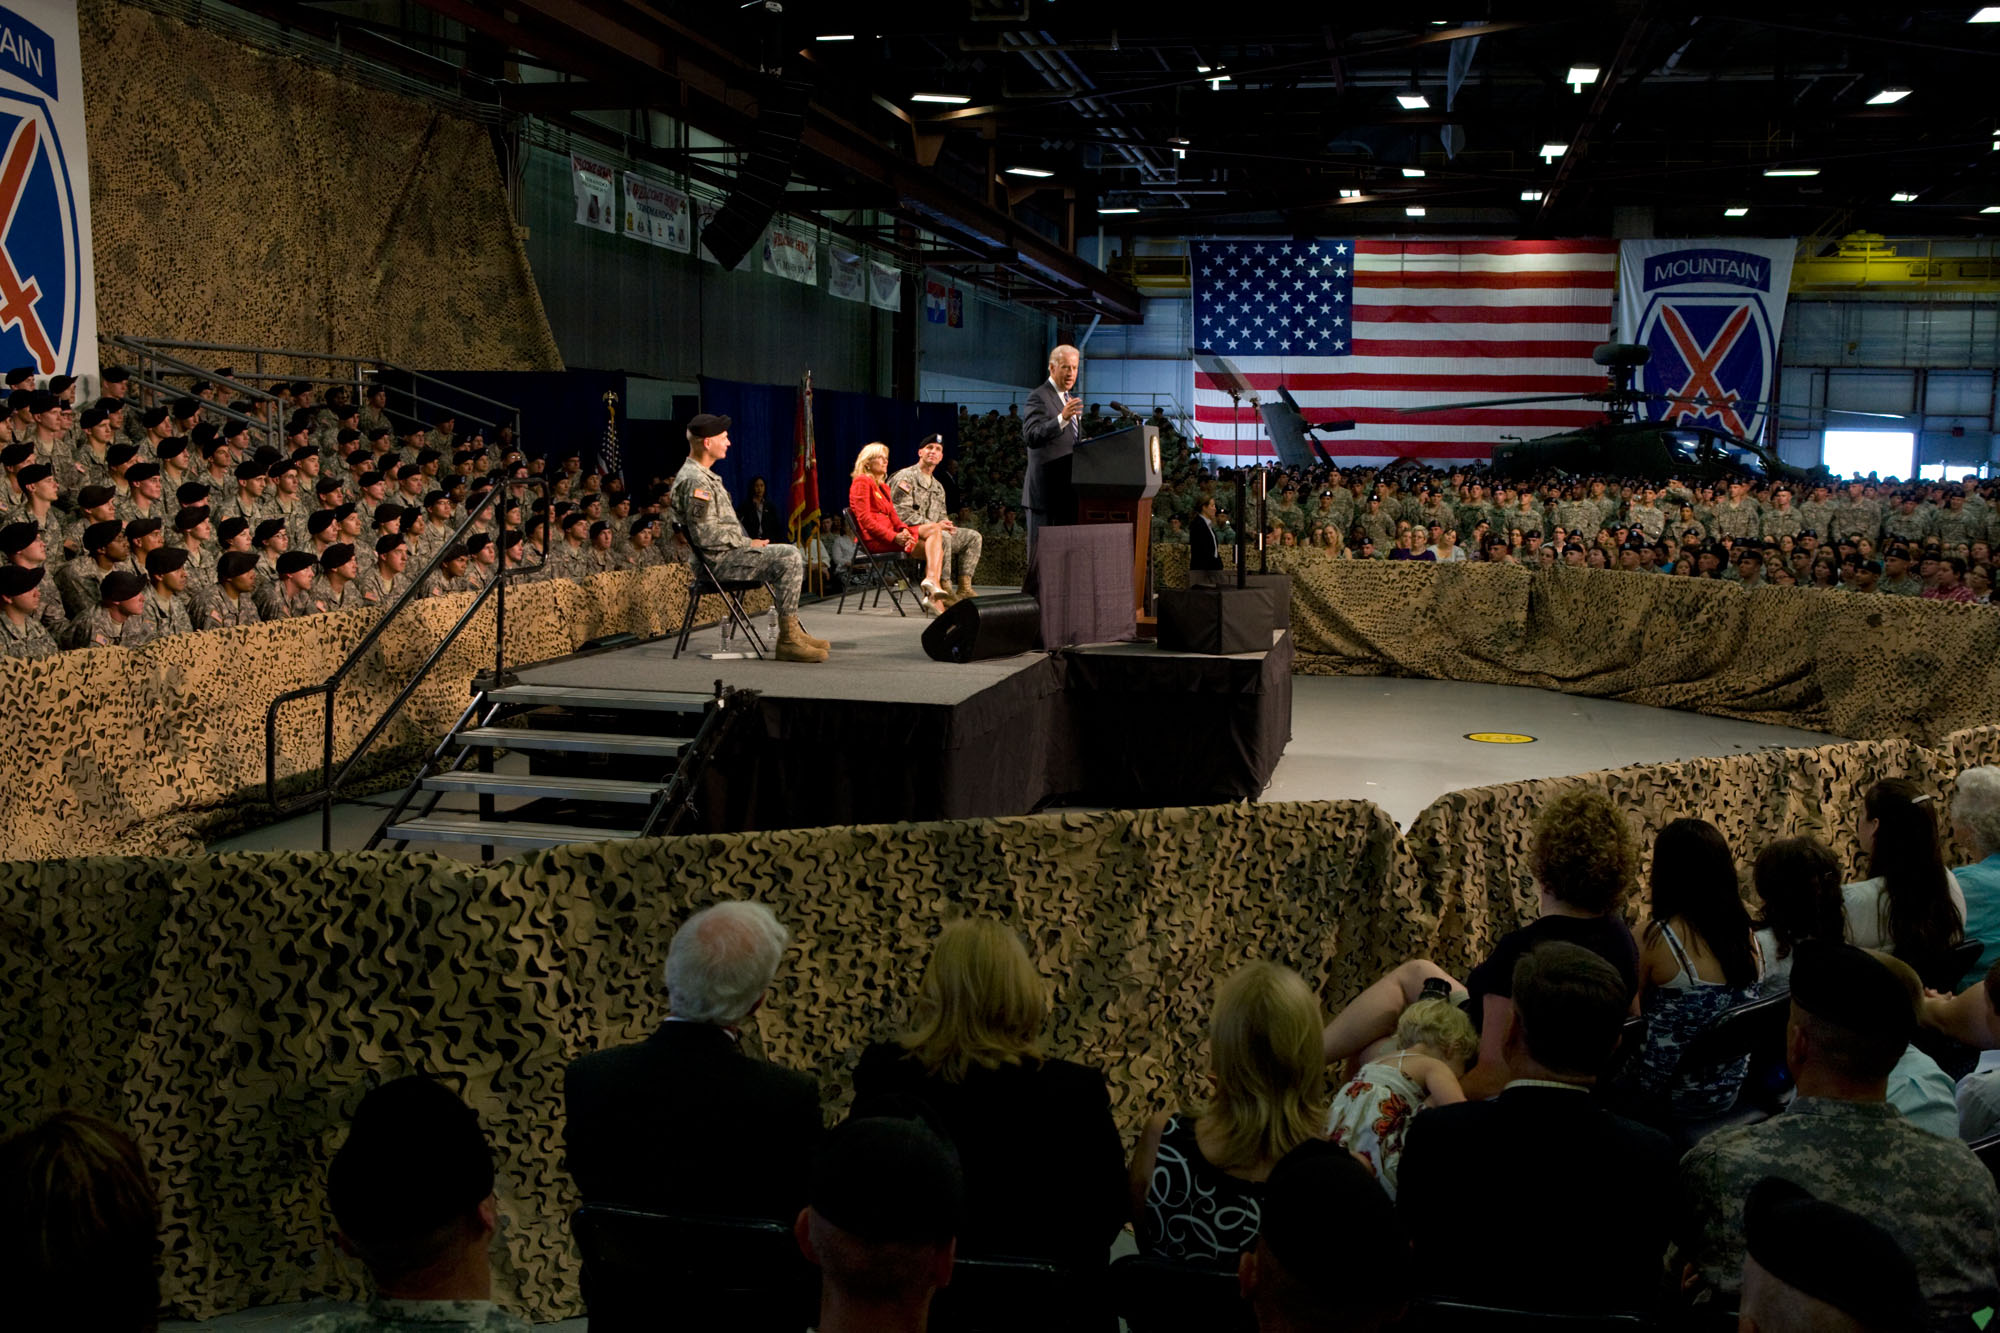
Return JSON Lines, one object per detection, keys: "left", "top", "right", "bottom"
{"left": 737, "top": 476, "right": 786, "bottom": 542}
{"left": 850, "top": 918, "right": 1127, "bottom": 1269}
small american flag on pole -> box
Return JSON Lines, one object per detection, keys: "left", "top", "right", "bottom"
{"left": 1191, "top": 238, "right": 1617, "bottom": 463}
{"left": 599, "top": 390, "right": 622, "bottom": 480}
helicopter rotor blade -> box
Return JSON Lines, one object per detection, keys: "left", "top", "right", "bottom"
{"left": 1394, "top": 393, "right": 1602, "bottom": 415}
{"left": 1628, "top": 391, "right": 1904, "bottom": 421}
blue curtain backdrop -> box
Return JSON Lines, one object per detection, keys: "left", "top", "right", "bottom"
{"left": 698, "top": 376, "right": 957, "bottom": 523}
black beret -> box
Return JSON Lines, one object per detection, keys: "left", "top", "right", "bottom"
{"left": 5, "top": 366, "right": 34, "bottom": 386}
{"left": 171, "top": 396, "right": 201, "bottom": 418}
{"left": 220, "top": 418, "right": 250, "bottom": 440}
{"left": 217, "top": 550, "right": 259, "bottom": 580}
{"left": 105, "top": 442, "right": 139, "bottom": 467}
{"left": 373, "top": 504, "right": 405, "bottom": 529}
{"left": 397, "top": 463, "right": 423, "bottom": 480}
{"left": 415, "top": 448, "right": 440, "bottom": 466}
{"left": 337, "top": 402, "right": 360, "bottom": 421}
{"left": 375, "top": 533, "right": 405, "bottom": 556}
{"left": 254, "top": 518, "right": 287, "bottom": 545}
{"left": 100, "top": 364, "right": 131, "bottom": 385}
{"left": 25, "top": 390, "right": 56, "bottom": 415}
{"left": 365, "top": 426, "right": 391, "bottom": 442}
{"left": 440, "top": 542, "right": 467, "bottom": 564}
{"left": 465, "top": 533, "right": 492, "bottom": 555}
{"left": 286, "top": 413, "right": 314, "bottom": 436}
{"left": 234, "top": 459, "right": 267, "bottom": 481}
{"left": 216, "top": 516, "right": 249, "bottom": 543}
{"left": 357, "top": 471, "right": 384, "bottom": 489}
{"left": 307, "top": 509, "right": 338, "bottom": 535}
{"left": 629, "top": 515, "right": 659, "bottom": 535}
{"left": 686, "top": 412, "right": 731, "bottom": 440}
{"left": 277, "top": 551, "right": 318, "bottom": 576}
{"left": 100, "top": 570, "right": 145, "bottom": 603}
{"left": 562, "top": 511, "right": 589, "bottom": 532}
{"left": 16, "top": 462, "right": 50, "bottom": 486}
{"left": 80, "top": 406, "right": 110, "bottom": 429}
{"left": 83, "top": 519, "right": 125, "bottom": 552}
{"left": 1743, "top": 1177, "right": 1924, "bottom": 1329}
{"left": 315, "top": 476, "right": 345, "bottom": 496}
{"left": 320, "top": 542, "right": 356, "bottom": 570}
{"left": 146, "top": 545, "right": 189, "bottom": 575}
{"left": 270, "top": 458, "right": 299, "bottom": 478}
{"left": 0, "top": 442, "right": 30, "bottom": 465}
{"left": 173, "top": 506, "right": 211, "bottom": 533}
{"left": 174, "top": 482, "right": 211, "bottom": 506}
{"left": 48, "top": 374, "right": 74, "bottom": 395}
{"left": 155, "top": 436, "right": 187, "bottom": 460}
{"left": 1790, "top": 941, "right": 1919, "bottom": 1046}
{"left": 811, "top": 1116, "right": 962, "bottom": 1244}
{"left": 124, "top": 517, "right": 162, "bottom": 541}
{"left": 77, "top": 484, "right": 116, "bottom": 510}
{"left": 0, "top": 563, "right": 42, "bottom": 597}
{"left": 329, "top": 1076, "right": 494, "bottom": 1248}
{"left": 289, "top": 380, "right": 312, "bottom": 396}
{"left": 337, "top": 428, "right": 361, "bottom": 446}
{"left": 424, "top": 490, "right": 447, "bottom": 508}
{"left": 141, "top": 406, "right": 170, "bottom": 428}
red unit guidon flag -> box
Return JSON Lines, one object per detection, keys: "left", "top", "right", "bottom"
{"left": 1190, "top": 238, "right": 1617, "bottom": 463}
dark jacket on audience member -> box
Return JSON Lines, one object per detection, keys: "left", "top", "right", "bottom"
{"left": 851, "top": 1043, "right": 1128, "bottom": 1268}
{"left": 564, "top": 1021, "right": 823, "bottom": 1219}
{"left": 1190, "top": 513, "right": 1223, "bottom": 571}
{"left": 1395, "top": 1083, "right": 1679, "bottom": 1312}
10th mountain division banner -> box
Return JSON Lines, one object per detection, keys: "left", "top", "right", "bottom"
{"left": 1617, "top": 237, "right": 1796, "bottom": 444}
{"left": 0, "top": 0, "right": 97, "bottom": 380}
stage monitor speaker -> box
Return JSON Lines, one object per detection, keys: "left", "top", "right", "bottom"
{"left": 922, "top": 593, "right": 1041, "bottom": 663}
{"left": 700, "top": 78, "right": 813, "bottom": 270}
{"left": 1156, "top": 586, "right": 1272, "bottom": 656}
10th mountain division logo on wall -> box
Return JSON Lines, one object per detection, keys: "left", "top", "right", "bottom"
{"left": 0, "top": 5, "right": 84, "bottom": 377}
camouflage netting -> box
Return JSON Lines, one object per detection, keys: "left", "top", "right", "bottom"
{"left": 0, "top": 564, "right": 761, "bottom": 857}
{"left": 80, "top": 0, "right": 562, "bottom": 370}
{"left": 1157, "top": 549, "right": 2000, "bottom": 744}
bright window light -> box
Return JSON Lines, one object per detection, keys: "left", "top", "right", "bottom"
{"left": 1004, "top": 166, "right": 1054, "bottom": 178}
{"left": 1974, "top": 7, "right": 2000, "bottom": 20}
{"left": 1764, "top": 168, "right": 1819, "bottom": 177}
{"left": 1539, "top": 142, "right": 1567, "bottom": 161}
{"left": 910, "top": 93, "right": 970, "bottom": 104}
{"left": 1402, "top": 167, "right": 1427, "bottom": 177}
{"left": 1920, "top": 463, "right": 1988, "bottom": 482}
{"left": 1520, "top": 190, "right": 1544, "bottom": 201}
{"left": 1867, "top": 88, "right": 1912, "bottom": 104}
{"left": 1406, "top": 206, "right": 1427, "bottom": 217}
{"left": 1823, "top": 429, "right": 1914, "bottom": 480}
{"left": 1397, "top": 93, "right": 1430, "bottom": 109}
{"left": 1892, "top": 192, "right": 1918, "bottom": 202}
{"left": 1724, "top": 207, "right": 1749, "bottom": 217}
{"left": 1566, "top": 65, "right": 1600, "bottom": 91}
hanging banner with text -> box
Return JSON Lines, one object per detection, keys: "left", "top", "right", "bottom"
{"left": 924, "top": 279, "right": 947, "bottom": 324}
{"left": 1618, "top": 237, "right": 1796, "bottom": 443}
{"left": 868, "top": 261, "right": 901, "bottom": 311}
{"left": 827, "top": 248, "right": 866, "bottom": 303}
{"left": 0, "top": 0, "right": 97, "bottom": 379}
{"left": 621, "top": 174, "right": 690, "bottom": 252}
{"left": 570, "top": 151, "right": 615, "bottom": 233}
{"left": 696, "top": 199, "right": 755, "bottom": 270}
{"left": 763, "top": 224, "right": 817, "bottom": 285}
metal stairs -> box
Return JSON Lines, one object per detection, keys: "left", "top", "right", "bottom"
{"left": 367, "top": 678, "right": 754, "bottom": 856}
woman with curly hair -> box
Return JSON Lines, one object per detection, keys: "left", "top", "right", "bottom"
{"left": 1319, "top": 786, "right": 1642, "bottom": 1101}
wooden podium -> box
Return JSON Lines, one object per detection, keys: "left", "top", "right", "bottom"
{"left": 1072, "top": 421, "right": 1163, "bottom": 633}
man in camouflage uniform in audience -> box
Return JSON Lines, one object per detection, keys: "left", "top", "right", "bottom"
{"left": 141, "top": 546, "right": 196, "bottom": 638}
{"left": 1759, "top": 486, "right": 1804, "bottom": 542}
{"left": 1711, "top": 481, "right": 1762, "bottom": 542}
{"left": 0, "top": 564, "right": 57, "bottom": 659}
{"left": 80, "top": 569, "right": 154, "bottom": 648}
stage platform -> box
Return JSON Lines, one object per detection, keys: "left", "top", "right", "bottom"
{"left": 509, "top": 602, "right": 1294, "bottom": 830}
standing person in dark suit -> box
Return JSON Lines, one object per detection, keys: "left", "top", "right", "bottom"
{"left": 738, "top": 476, "right": 788, "bottom": 544}
{"left": 1190, "top": 494, "right": 1224, "bottom": 572}
{"left": 1021, "top": 345, "right": 1082, "bottom": 568}
{"left": 564, "top": 900, "right": 823, "bottom": 1220}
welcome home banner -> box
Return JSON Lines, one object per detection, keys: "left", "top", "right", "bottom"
{"left": 570, "top": 151, "right": 615, "bottom": 233}
{"left": 1618, "top": 237, "right": 1796, "bottom": 443}
{"left": 763, "top": 224, "right": 817, "bottom": 285}
{"left": 620, "top": 174, "right": 689, "bottom": 252}
{"left": 0, "top": 1, "right": 96, "bottom": 379}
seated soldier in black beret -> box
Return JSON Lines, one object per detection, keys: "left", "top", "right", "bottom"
{"left": 1738, "top": 1175, "right": 1927, "bottom": 1333}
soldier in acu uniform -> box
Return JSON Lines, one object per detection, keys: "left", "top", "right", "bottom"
{"left": 671, "top": 413, "right": 828, "bottom": 662}
{"left": 1759, "top": 486, "right": 1804, "bottom": 543}
{"left": 141, "top": 546, "right": 196, "bottom": 638}
{"left": 198, "top": 550, "right": 264, "bottom": 630}
{"left": 263, "top": 550, "right": 323, "bottom": 619}
{"left": 81, "top": 570, "right": 154, "bottom": 649}
{"left": 0, "top": 565, "right": 58, "bottom": 659}
{"left": 889, "top": 434, "right": 982, "bottom": 602}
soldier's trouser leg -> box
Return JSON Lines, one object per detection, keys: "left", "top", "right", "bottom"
{"left": 710, "top": 543, "right": 803, "bottom": 617}
{"left": 946, "top": 527, "right": 981, "bottom": 582}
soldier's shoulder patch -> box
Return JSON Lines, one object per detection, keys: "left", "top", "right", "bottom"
{"left": 691, "top": 488, "right": 711, "bottom": 502}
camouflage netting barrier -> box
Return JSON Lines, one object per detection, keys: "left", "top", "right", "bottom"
{"left": 81, "top": 0, "right": 562, "bottom": 369}
{"left": 4, "top": 730, "right": 1998, "bottom": 1320}
{"left": 1156, "top": 549, "right": 2000, "bottom": 744}
{"left": 0, "top": 564, "right": 764, "bottom": 857}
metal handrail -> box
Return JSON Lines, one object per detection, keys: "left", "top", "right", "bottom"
{"left": 262, "top": 474, "right": 548, "bottom": 850}
{"left": 100, "top": 335, "right": 288, "bottom": 457}
{"left": 108, "top": 335, "right": 521, "bottom": 438}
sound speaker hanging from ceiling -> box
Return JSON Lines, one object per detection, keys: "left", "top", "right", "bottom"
{"left": 700, "top": 77, "right": 814, "bottom": 271}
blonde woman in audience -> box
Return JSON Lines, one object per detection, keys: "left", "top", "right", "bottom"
{"left": 1326, "top": 995, "right": 1473, "bottom": 1199}
{"left": 851, "top": 918, "right": 1126, "bottom": 1270}
{"left": 1129, "top": 962, "right": 1328, "bottom": 1265}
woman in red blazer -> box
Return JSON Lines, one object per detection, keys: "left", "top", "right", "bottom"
{"left": 850, "top": 442, "right": 948, "bottom": 613}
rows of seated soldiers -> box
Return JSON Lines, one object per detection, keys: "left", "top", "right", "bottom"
{"left": 0, "top": 367, "right": 681, "bottom": 659}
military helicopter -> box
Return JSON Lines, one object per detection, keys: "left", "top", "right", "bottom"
{"left": 1393, "top": 343, "right": 1891, "bottom": 485}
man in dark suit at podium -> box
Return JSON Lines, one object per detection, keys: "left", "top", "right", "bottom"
{"left": 1021, "top": 344, "right": 1082, "bottom": 566}
{"left": 564, "top": 901, "right": 822, "bottom": 1221}
{"left": 1191, "top": 494, "right": 1225, "bottom": 572}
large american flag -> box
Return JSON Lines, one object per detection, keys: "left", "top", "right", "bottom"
{"left": 1191, "top": 238, "right": 1617, "bottom": 463}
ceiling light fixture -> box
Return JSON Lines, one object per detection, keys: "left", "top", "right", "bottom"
{"left": 1520, "top": 190, "right": 1544, "bottom": 201}
{"left": 1892, "top": 192, "right": 1918, "bottom": 202}
{"left": 1565, "top": 65, "right": 1600, "bottom": 92}
{"left": 815, "top": 34, "right": 855, "bottom": 41}
{"left": 1406, "top": 206, "right": 1427, "bottom": 217}
{"left": 1983, "top": 206, "right": 2000, "bottom": 214}
{"left": 1098, "top": 207, "right": 1140, "bottom": 214}
{"left": 1402, "top": 167, "right": 1427, "bottom": 177}
{"left": 1338, "top": 189, "right": 1362, "bottom": 198}
{"left": 1004, "top": 166, "right": 1054, "bottom": 178}
{"left": 1724, "top": 207, "right": 1749, "bottom": 217}
{"left": 1539, "top": 142, "right": 1567, "bottom": 162}
{"left": 1397, "top": 93, "right": 1430, "bottom": 110}
{"left": 1973, "top": 6, "right": 2000, "bottom": 19}
{"left": 1867, "top": 88, "right": 1912, "bottom": 105}
{"left": 1763, "top": 168, "right": 1820, "bottom": 177}
{"left": 910, "top": 93, "right": 971, "bottom": 104}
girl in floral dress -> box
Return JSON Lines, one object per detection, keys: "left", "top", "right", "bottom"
{"left": 1327, "top": 997, "right": 1474, "bottom": 1199}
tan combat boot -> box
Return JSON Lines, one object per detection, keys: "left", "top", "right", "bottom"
{"left": 791, "top": 617, "right": 830, "bottom": 650}
{"left": 776, "top": 615, "right": 829, "bottom": 662}
{"left": 954, "top": 576, "right": 977, "bottom": 601}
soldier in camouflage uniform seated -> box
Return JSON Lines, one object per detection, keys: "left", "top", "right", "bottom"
{"left": 297, "top": 1076, "right": 529, "bottom": 1333}
{"left": 672, "top": 414, "right": 829, "bottom": 663}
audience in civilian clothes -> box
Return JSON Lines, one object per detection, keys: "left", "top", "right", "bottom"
{"left": 796, "top": 1116, "right": 963, "bottom": 1333}
{"left": 1922, "top": 958, "right": 2000, "bottom": 1140}
{"left": 1129, "top": 962, "right": 1328, "bottom": 1264}
{"left": 1678, "top": 943, "right": 2000, "bottom": 1321}
{"left": 0, "top": 1111, "right": 161, "bottom": 1332}
{"left": 1624, "top": 818, "right": 1765, "bottom": 1117}
{"left": 301, "top": 1075, "right": 528, "bottom": 1333}
{"left": 1325, "top": 995, "right": 1473, "bottom": 1199}
{"left": 1319, "top": 786, "right": 1641, "bottom": 1100}
{"left": 1238, "top": 1140, "right": 1413, "bottom": 1333}
{"left": 1395, "top": 942, "right": 1679, "bottom": 1312}
{"left": 1751, "top": 835, "right": 1848, "bottom": 991}
{"left": 1844, "top": 779, "right": 1968, "bottom": 990}
{"left": 850, "top": 919, "right": 1126, "bottom": 1270}
{"left": 1950, "top": 765, "right": 2000, "bottom": 991}
{"left": 563, "top": 900, "right": 821, "bottom": 1221}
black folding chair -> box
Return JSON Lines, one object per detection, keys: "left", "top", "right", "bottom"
{"left": 934, "top": 1253, "right": 1111, "bottom": 1333}
{"left": 570, "top": 1204, "right": 813, "bottom": 1333}
{"left": 837, "top": 506, "right": 918, "bottom": 616}
{"left": 1664, "top": 990, "right": 1796, "bottom": 1146}
{"left": 1944, "top": 936, "right": 1987, "bottom": 988}
{"left": 672, "top": 521, "right": 770, "bottom": 659}
{"left": 1108, "top": 1253, "right": 1253, "bottom": 1333}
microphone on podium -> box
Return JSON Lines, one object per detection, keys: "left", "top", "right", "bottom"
{"left": 1108, "top": 401, "right": 1141, "bottom": 420}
